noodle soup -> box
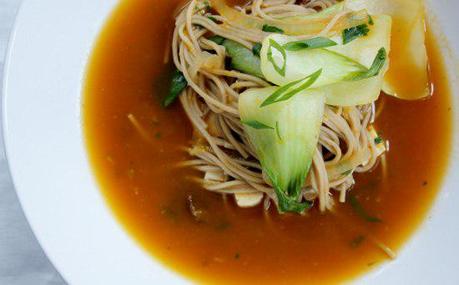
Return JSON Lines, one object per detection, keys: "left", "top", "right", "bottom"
{"left": 84, "top": 0, "right": 452, "bottom": 283}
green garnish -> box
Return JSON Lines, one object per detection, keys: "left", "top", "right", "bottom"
{"left": 374, "top": 136, "right": 383, "bottom": 144}
{"left": 347, "top": 48, "right": 386, "bottom": 81}
{"left": 262, "top": 24, "right": 284, "bottom": 34}
{"left": 241, "top": 120, "right": 274, "bottom": 130}
{"left": 283, "top": 37, "right": 337, "bottom": 51}
{"left": 342, "top": 169, "right": 353, "bottom": 176}
{"left": 349, "top": 195, "right": 382, "bottom": 223}
{"left": 163, "top": 69, "right": 188, "bottom": 107}
{"left": 252, "top": 43, "right": 262, "bottom": 56}
{"left": 275, "top": 121, "right": 282, "bottom": 141}
{"left": 222, "top": 39, "right": 264, "bottom": 78}
{"left": 342, "top": 24, "right": 370, "bottom": 44}
{"left": 267, "top": 39, "right": 287, "bottom": 76}
{"left": 210, "top": 36, "right": 264, "bottom": 78}
{"left": 260, "top": 69, "right": 322, "bottom": 107}
{"left": 350, "top": 235, "right": 366, "bottom": 248}
{"left": 368, "top": 15, "right": 374, "bottom": 25}
{"left": 207, "top": 15, "right": 218, "bottom": 23}
{"left": 208, "top": 35, "right": 225, "bottom": 45}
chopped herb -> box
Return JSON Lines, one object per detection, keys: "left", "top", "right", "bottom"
{"left": 374, "top": 136, "right": 383, "bottom": 144}
{"left": 349, "top": 195, "right": 382, "bottom": 223}
{"left": 215, "top": 221, "right": 230, "bottom": 231}
{"left": 208, "top": 35, "right": 225, "bottom": 45}
{"left": 275, "top": 121, "right": 282, "bottom": 141}
{"left": 260, "top": 69, "right": 322, "bottom": 107}
{"left": 267, "top": 39, "right": 287, "bottom": 76}
{"left": 252, "top": 42, "right": 262, "bottom": 56}
{"left": 234, "top": 253, "right": 240, "bottom": 260}
{"left": 283, "top": 37, "right": 337, "bottom": 51}
{"left": 207, "top": 15, "right": 218, "bottom": 23}
{"left": 241, "top": 120, "right": 274, "bottom": 130}
{"left": 342, "top": 169, "right": 353, "bottom": 176}
{"left": 350, "top": 235, "right": 366, "bottom": 248}
{"left": 347, "top": 48, "right": 386, "bottom": 81}
{"left": 262, "top": 24, "right": 284, "bottom": 34}
{"left": 154, "top": 132, "right": 162, "bottom": 139}
{"left": 368, "top": 15, "right": 374, "bottom": 25}
{"left": 342, "top": 24, "right": 370, "bottom": 44}
{"left": 163, "top": 69, "right": 188, "bottom": 107}
{"left": 160, "top": 206, "right": 178, "bottom": 221}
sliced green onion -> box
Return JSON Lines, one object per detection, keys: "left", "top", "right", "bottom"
{"left": 260, "top": 69, "right": 322, "bottom": 107}
{"left": 267, "top": 39, "right": 287, "bottom": 77}
{"left": 241, "top": 120, "right": 274, "bottom": 130}
{"left": 368, "top": 15, "right": 374, "bottom": 25}
{"left": 346, "top": 48, "right": 386, "bottom": 81}
{"left": 283, "top": 37, "right": 337, "bottom": 51}
{"left": 275, "top": 121, "right": 282, "bottom": 141}
{"left": 262, "top": 24, "right": 284, "bottom": 34}
{"left": 342, "top": 24, "right": 370, "bottom": 44}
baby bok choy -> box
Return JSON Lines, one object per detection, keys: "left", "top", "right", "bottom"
{"left": 239, "top": 86, "right": 325, "bottom": 213}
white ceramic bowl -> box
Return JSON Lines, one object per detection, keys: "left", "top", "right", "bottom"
{"left": 2, "top": 0, "right": 459, "bottom": 284}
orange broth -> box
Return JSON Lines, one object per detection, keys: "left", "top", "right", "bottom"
{"left": 83, "top": 1, "right": 453, "bottom": 284}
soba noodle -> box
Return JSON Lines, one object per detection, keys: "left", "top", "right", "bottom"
{"left": 173, "top": 0, "right": 385, "bottom": 212}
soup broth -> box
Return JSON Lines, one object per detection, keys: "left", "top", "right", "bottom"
{"left": 84, "top": 1, "right": 452, "bottom": 284}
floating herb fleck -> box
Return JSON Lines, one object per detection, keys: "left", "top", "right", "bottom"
{"left": 342, "top": 24, "right": 370, "bottom": 44}
{"left": 350, "top": 235, "right": 366, "bottom": 248}
{"left": 241, "top": 120, "right": 274, "bottom": 130}
{"left": 260, "top": 69, "right": 322, "bottom": 107}
{"left": 267, "top": 39, "right": 287, "bottom": 76}
{"left": 262, "top": 24, "right": 284, "bottom": 34}
{"left": 349, "top": 195, "right": 382, "bottom": 223}
{"left": 283, "top": 37, "right": 337, "bottom": 51}
{"left": 162, "top": 69, "right": 188, "bottom": 107}
{"left": 342, "top": 169, "right": 353, "bottom": 176}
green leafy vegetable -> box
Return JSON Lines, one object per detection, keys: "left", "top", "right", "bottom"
{"left": 346, "top": 48, "right": 386, "bottom": 81}
{"left": 260, "top": 69, "right": 322, "bottom": 107}
{"left": 342, "top": 24, "right": 370, "bottom": 44}
{"left": 239, "top": 86, "right": 325, "bottom": 213}
{"left": 252, "top": 43, "right": 262, "bottom": 56}
{"left": 267, "top": 39, "right": 287, "bottom": 77}
{"left": 262, "top": 24, "right": 284, "bottom": 34}
{"left": 163, "top": 69, "right": 187, "bottom": 107}
{"left": 283, "top": 37, "right": 337, "bottom": 51}
{"left": 222, "top": 39, "right": 264, "bottom": 78}
{"left": 374, "top": 136, "right": 383, "bottom": 144}
{"left": 208, "top": 35, "right": 225, "bottom": 45}
{"left": 349, "top": 195, "right": 382, "bottom": 223}
{"left": 241, "top": 120, "right": 274, "bottom": 130}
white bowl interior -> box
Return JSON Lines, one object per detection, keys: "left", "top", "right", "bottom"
{"left": 2, "top": 0, "right": 459, "bottom": 284}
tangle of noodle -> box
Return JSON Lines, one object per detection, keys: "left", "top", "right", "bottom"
{"left": 172, "top": 0, "right": 385, "bottom": 212}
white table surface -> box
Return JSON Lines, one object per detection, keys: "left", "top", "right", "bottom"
{"left": 0, "top": 1, "right": 65, "bottom": 284}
